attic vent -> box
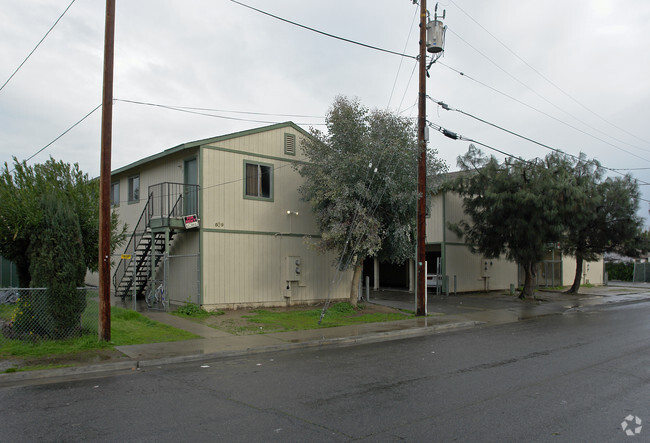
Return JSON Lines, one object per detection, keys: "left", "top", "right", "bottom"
{"left": 284, "top": 133, "right": 296, "bottom": 156}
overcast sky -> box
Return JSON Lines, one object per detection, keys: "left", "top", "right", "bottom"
{"left": 1, "top": 0, "right": 649, "bottom": 223}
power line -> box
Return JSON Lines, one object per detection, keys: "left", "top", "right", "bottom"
{"left": 431, "top": 97, "right": 581, "bottom": 160}
{"left": 397, "top": 60, "right": 419, "bottom": 114}
{"left": 430, "top": 97, "right": 650, "bottom": 181}
{"left": 449, "top": 0, "right": 650, "bottom": 147}
{"left": 115, "top": 99, "right": 326, "bottom": 126}
{"left": 612, "top": 167, "right": 650, "bottom": 171}
{"left": 115, "top": 99, "right": 324, "bottom": 119}
{"left": 429, "top": 121, "right": 525, "bottom": 162}
{"left": 428, "top": 120, "right": 650, "bottom": 202}
{"left": 10, "top": 104, "right": 102, "bottom": 172}
{"left": 437, "top": 61, "right": 650, "bottom": 164}
{"left": 229, "top": 0, "right": 417, "bottom": 60}
{"left": 387, "top": 6, "right": 419, "bottom": 109}
{"left": 0, "top": 0, "right": 77, "bottom": 94}
{"left": 447, "top": 27, "right": 648, "bottom": 154}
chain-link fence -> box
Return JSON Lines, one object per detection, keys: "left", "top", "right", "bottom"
{"left": 633, "top": 262, "right": 650, "bottom": 283}
{"left": 0, "top": 287, "right": 98, "bottom": 343}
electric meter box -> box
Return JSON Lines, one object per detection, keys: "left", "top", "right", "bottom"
{"left": 481, "top": 259, "right": 493, "bottom": 278}
{"left": 285, "top": 256, "right": 302, "bottom": 282}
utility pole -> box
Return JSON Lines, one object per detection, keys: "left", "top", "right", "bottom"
{"left": 416, "top": 0, "right": 428, "bottom": 316}
{"left": 98, "top": 0, "right": 115, "bottom": 341}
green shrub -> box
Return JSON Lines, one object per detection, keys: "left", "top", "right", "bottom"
{"left": 174, "top": 301, "right": 223, "bottom": 319}
{"left": 329, "top": 302, "right": 356, "bottom": 314}
{"left": 25, "top": 192, "right": 87, "bottom": 339}
{"left": 606, "top": 262, "right": 633, "bottom": 281}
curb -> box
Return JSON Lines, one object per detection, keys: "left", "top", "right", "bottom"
{"left": 0, "top": 320, "right": 482, "bottom": 385}
{"left": 3, "top": 295, "right": 649, "bottom": 385}
{"left": 0, "top": 360, "right": 138, "bottom": 387}
{"left": 136, "top": 320, "right": 484, "bottom": 369}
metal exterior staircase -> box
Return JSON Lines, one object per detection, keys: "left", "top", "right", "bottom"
{"left": 113, "top": 182, "right": 198, "bottom": 300}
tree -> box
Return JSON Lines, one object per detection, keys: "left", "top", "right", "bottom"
{"left": 449, "top": 146, "right": 567, "bottom": 298}
{"left": 561, "top": 165, "right": 643, "bottom": 293}
{"left": 29, "top": 191, "right": 87, "bottom": 338}
{"left": 0, "top": 157, "right": 126, "bottom": 287}
{"left": 297, "top": 96, "right": 446, "bottom": 305}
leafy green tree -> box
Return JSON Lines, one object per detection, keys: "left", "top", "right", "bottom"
{"left": 30, "top": 191, "right": 87, "bottom": 337}
{"left": 561, "top": 168, "right": 643, "bottom": 293}
{"left": 449, "top": 146, "right": 567, "bottom": 298}
{"left": 297, "top": 96, "right": 446, "bottom": 305}
{"left": 0, "top": 157, "right": 126, "bottom": 287}
{"left": 605, "top": 261, "right": 634, "bottom": 281}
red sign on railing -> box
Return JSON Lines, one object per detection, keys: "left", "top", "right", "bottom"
{"left": 183, "top": 214, "right": 199, "bottom": 229}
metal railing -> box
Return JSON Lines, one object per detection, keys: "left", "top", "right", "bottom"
{"left": 112, "top": 192, "right": 154, "bottom": 291}
{"left": 113, "top": 182, "right": 200, "bottom": 297}
{"left": 148, "top": 182, "right": 199, "bottom": 220}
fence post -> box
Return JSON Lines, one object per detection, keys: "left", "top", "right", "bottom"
{"left": 133, "top": 251, "right": 137, "bottom": 311}
{"left": 365, "top": 276, "right": 370, "bottom": 302}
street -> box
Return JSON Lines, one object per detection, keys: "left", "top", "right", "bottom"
{"left": 1, "top": 301, "right": 649, "bottom": 442}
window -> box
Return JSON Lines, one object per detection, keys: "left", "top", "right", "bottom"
{"left": 284, "top": 133, "right": 296, "bottom": 156}
{"left": 244, "top": 161, "right": 273, "bottom": 200}
{"left": 110, "top": 182, "right": 120, "bottom": 207}
{"left": 128, "top": 175, "right": 140, "bottom": 202}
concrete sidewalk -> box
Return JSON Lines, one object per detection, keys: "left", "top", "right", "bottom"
{"left": 2, "top": 282, "right": 649, "bottom": 384}
{"left": 116, "top": 282, "right": 650, "bottom": 365}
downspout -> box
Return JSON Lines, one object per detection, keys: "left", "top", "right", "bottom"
{"left": 198, "top": 146, "right": 204, "bottom": 306}
{"left": 441, "top": 191, "right": 447, "bottom": 293}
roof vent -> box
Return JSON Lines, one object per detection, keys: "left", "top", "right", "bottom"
{"left": 284, "top": 133, "right": 296, "bottom": 155}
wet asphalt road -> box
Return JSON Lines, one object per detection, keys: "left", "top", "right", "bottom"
{"left": 1, "top": 301, "right": 649, "bottom": 442}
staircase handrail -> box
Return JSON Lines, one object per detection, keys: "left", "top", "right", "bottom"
{"left": 169, "top": 193, "right": 183, "bottom": 218}
{"left": 112, "top": 192, "right": 153, "bottom": 289}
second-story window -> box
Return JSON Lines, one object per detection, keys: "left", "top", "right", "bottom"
{"left": 110, "top": 182, "right": 120, "bottom": 207}
{"left": 244, "top": 161, "right": 272, "bottom": 200}
{"left": 128, "top": 175, "right": 140, "bottom": 202}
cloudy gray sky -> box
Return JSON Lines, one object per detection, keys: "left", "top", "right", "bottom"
{"left": 1, "top": 0, "right": 650, "bottom": 223}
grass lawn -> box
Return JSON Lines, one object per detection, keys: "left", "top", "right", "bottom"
{"left": 0, "top": 306, "right": 198, "bottom": 372}
{"left": 246, "top": 303, "right": 410, "bottom": 332}
{"left": 175, "top": 301, "right": 413, "bottom": 335}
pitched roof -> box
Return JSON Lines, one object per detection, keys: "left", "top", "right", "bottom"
{"left": 111, "top": 121, "right": 309, "bottom": 176}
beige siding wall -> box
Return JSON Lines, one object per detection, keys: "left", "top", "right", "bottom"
{"left": 112, "top": 149, "right": 199, "bottom": 236}
{"left": 200, "top": 150, "right": 312, "bottom": 235}
{"left": 110, "top": 149, "right": 199, "bottom": 293}
{"left": 442, "top": 192, "right": 466, "bottom": 244}
{"left": 200, "top": 126, "right": 351, "bottom": 308}
{"left": 445, "top": 244, "right": 518, "bottom": 292}
{"left": 562, "top": 257, "right": 604, "bottom": 286}
{"left": 427, "top": 194, "right": 444, "bottom": 242}
{"left": 165, "top": 231, "right": 200, "bottom": 305}
{"left": 201, "top": 232, "right": 350, "bottom": 309}
{"left": 427, "top": 192, "right": 465, "bottom": 244}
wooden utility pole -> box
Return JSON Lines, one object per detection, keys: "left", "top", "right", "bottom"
{"left": 98, "top": 0, "right": 115, "bottom": 341}
{"left": 416, "top": 0, "right": 427, "bottom": 316}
